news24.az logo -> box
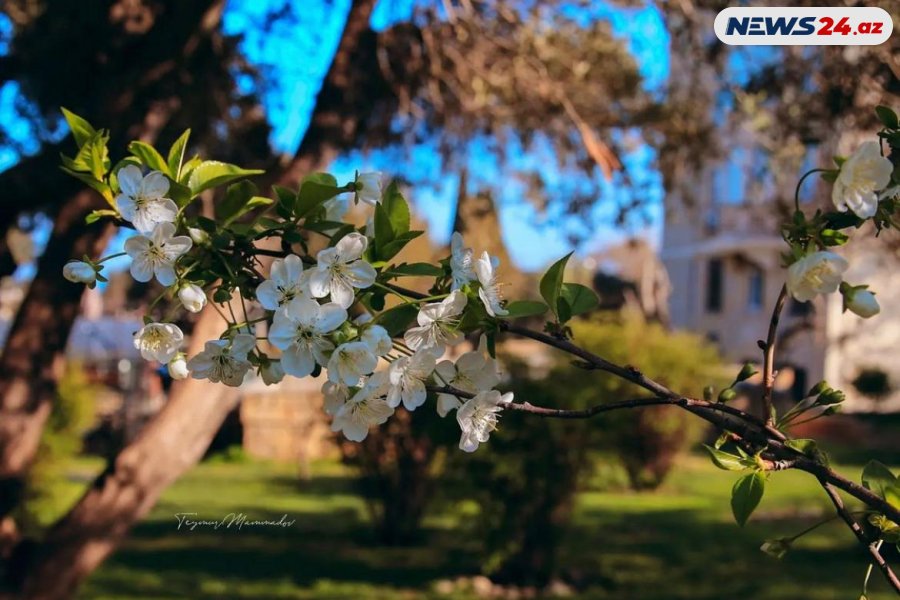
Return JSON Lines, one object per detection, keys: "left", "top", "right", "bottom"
{"left": 714, "top": 7, "right": 893, "bottom": 45}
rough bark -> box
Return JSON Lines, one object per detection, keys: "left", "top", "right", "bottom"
{"left": 0, "top": 191, "right": 112, "bottom": 493}
{"left": 1, "top": 1, "right": 379, "bottom": 597}
{"left": 0, "top": 0, "right": 227, "bottom": 525}
{"left": 9, "top": 305, "right": 236, "bottom": 599}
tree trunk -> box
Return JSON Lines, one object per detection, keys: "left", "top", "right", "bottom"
{"left": 9, "top": 305, "right": 237, "bottom": 599}
{"left": 0, "top": 191, "right": 113, "bottom": 519}
{"left": 1, "top": 1, "right": 380, "bottom": 596}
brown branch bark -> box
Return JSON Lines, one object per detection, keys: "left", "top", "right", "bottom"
{"left": 761, "top": 284, "right": 788, "bottom": 425}
{"left": 9, "top": 305, "right": 238, "bottom": 598}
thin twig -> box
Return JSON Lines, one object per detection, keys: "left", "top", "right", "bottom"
{"left": 761, "top": 284, "right": 789, "bottom": 426}
{"left": 819, "top": 480, "right": 900, "bottom": 594}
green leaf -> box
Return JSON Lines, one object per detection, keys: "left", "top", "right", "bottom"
{"left": 377, "top": 304, "right": 419, "bottom": 337}
{"left": 556, "top": 296, "right": 572, "bottom": 323}
{"left": 167, "top": 129, "right": 191, "bottom": 179}
{"left": 273, "top": 185, "right": 297, "bottom": 214}
{"left": 559, "top": 282, "right": 599, "bottom": 317}
{"left": 385, "top": 262, "right": 444, "bottom": 277}
{"left": 540, "top": 252, "right": 572, "bottom": 320}
{"left": 862, "top": 460, "right": 897, "bottom": 499}
{"left": 217, "top": 180, "right": 269, "bottom": 225}
{"left": 731, "top": 471, "right": 765, "bottom": 527}
{"left": 188, "top": 160, "right": 264, "bottom": 196}
{"left": 128, "top": 141, "right": 169, "bottom": 175}
{"left": 885, "top": 484, "right": 900, "bottom": 510}
{"left": 703, "top": 445, "right": 746, "bottom": 471}
{"left": 85, "top": 209, "right": 118, "bottom": 224}
{"left": 295, "top": 173, "right": 341, "bottom": 218}
{"left": 378, "top": 230, "right": 423, "bottom": 262}
{"left": 168, "top": 179, "right": 192, "bottom": 208}
{"left": 381, "top": 181, "right": 410, "bottom": 236}
{"left": 374, "top": 202, "right": 395, "bottom": 253}
{"left": 61, "top": 107, "right": 96, "bottom": 148}
{"left": 503, "top": 300, "right": 549, "bottom": 318}
{"left": 876, "top": 105, "right": 899, "bottom": 129}
{"left": 61, "top": 167, "right": 112, "bottom": 202}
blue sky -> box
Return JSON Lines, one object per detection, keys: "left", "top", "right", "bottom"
{"left": 221, "top": 0, "right": 672, "bottom": 271}
{"left": 5, "top": 0, "right": 674, "bottom": 277}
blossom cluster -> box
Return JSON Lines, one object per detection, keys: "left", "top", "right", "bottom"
{"left": 62, "top": 137, "right": 519, "bottom": 451}
{"left": 784, "top": 140, "right": 897, "bottom": 317}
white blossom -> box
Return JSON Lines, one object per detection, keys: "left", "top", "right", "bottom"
{"left": 327, "top": 341, "right": 378, "bottom": 386}
{"left": 256, "top": 254, "right": 309, "bottom": 310}
{"left": 260, "top": 360, "right": 285, "bottom": 385}
{"left": 331, "top": 371, "right": 394, "bottom": 441}
{"left": 167, "top": 355, "right": 189, "bottom": 380}
{"left": 474, "top": 251, "right": 508, "bottom": 317}
{"left": 457, "top": 390, "right": 514, "bottom": 452}
{"left": 309, "top": 233, "right": 377, "bottom": 308}
{"left": 355, "top": 171, "right": 383, "bottom": 205}
{"left": 832, "top": 142, "right": 893, "bottom": 219}
{"left": 269, "top": 297, "right": 347, "bottom": 377}
{"left": 786, "top": 251, "right": 848, "bottom": 302}
{"left": 387, "top": 350, "right": 436, "bottom": 411}
{"left": 178, "top": 283, "right": 207, "bottom": 313}
{"left": 450, "top": 232, "right": 475, "bottom": 290}
{"left": 322, "top": 380, "right": 351, "bottom": 416}
{"left": 124, "top": 222, "right": 192, "bottom": 287}
{"left": 63, "top": 260, "right": 96, "bottom": 286}
{"left": 403, "top": 290, "right": 467, "bottom": 354}
{"left": 361, "top": 324, "right": 392, "bottom": 356}
{"left": 434, "top": 337, "right": 501, "bottom": 416}
{"left": 133, "top": 322, "right": 183, "bottom": 363}
{"left": 115, "top": 165, "right": 177, "bottom": 234}
{"left": 437, "top": 395, "right": 462, "bottom": 418}
{"left": 845, "top": 288, "right": 880, "bottom": 319}
{"left": 187, "top": 333, "right": 256, "bottom": 387}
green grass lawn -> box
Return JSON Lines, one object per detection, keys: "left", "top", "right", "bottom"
{"left": 73, "top": 453, "right": 896, "bottom": 599}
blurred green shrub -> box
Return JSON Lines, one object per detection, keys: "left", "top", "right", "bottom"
{"left": 339, "top": 406, "right": 458, "bottom": 545}
{"left": 17, "top": 361, "right": 97, "bottom": 535}
{"left": 447, "top": 314, "right": 724, "bottom": 587}
{"left": 566, "top": 315, "right": 724, "bottom": 490}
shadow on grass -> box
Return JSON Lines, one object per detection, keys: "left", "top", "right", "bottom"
{"left": 80, "top": 465, "right": 896, "bottom": 600}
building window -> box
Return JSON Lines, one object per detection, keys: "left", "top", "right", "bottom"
{"left": 747, "top": 267, "right": 764, "bottom": 311}
{"left": 791, "top": 367, "right": 808, "bottom": 402}
{"left": 706, "top": 258, "right": 723, "bottom": 313}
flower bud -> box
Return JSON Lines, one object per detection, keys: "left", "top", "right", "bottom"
{"left": 718, "top": 388, "right": 737, "bottom": 403}
{"left": 845, "top": 289, "right": 880, "bottom": 319}
{"left": 178, "top": 283, "right": 207, "bottom": 313}
{"left": 807, "top": 380, "right": 829, "bottom": 397}
{"left": 168, "top": 355, "right": 189, "bottom": 380}
{"left": 63, "top": 260, "right": 97, "bottom": 286}
{"left": 760, "top": 538, "right": 791, "bottom": 559}
{"left": 817, "top": 389, "right": 845, "bottom": 406}
{"left": 735, "top": 362, "right": 758, "bottom": 384}
{"left": 188, "top": 227, "right": 209, "bottom": 245}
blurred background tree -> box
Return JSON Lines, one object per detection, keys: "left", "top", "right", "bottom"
{"left": 444, "top": 314, "right": 723, "bottom": 588}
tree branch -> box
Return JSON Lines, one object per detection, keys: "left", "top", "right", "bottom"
{"left": 819, "top": 479, "right": 900, "bottom": 594}
{"left": 761, "top": 284, "right": 788, "bottom": 425}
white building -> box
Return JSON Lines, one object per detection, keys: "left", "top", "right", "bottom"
{"left": 662, "top": 157, "right": 900, "bottom": 412}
